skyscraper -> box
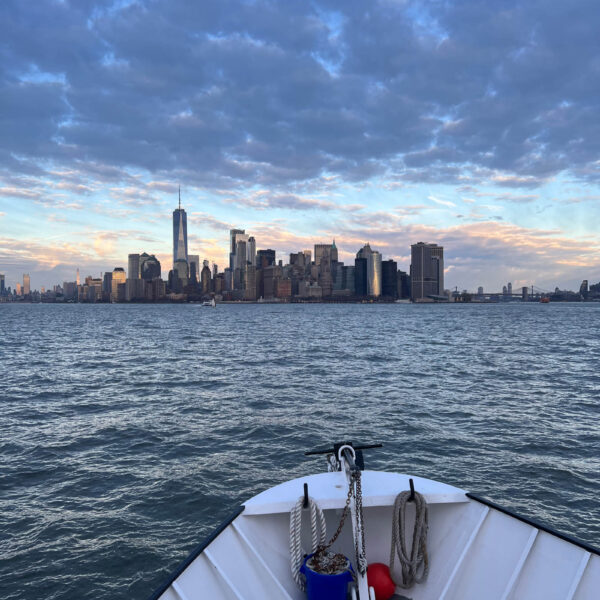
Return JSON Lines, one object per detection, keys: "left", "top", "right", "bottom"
{"left": 247, "top": 236, "right": 256, "bottom": 267}
{"left": 201, "top": 260, "right": 211, "bottom": 295}
{"left": 173, "top": 188, "right": 188, "bottom": 268}
{"left": 410, "top": 242, "right": 444, "bottom": 301}
{"left": 354, "top": 257, "right": 367, "bottom": 296}
{"left": 234, "top": 236, "right": 249, "bottom": 270}
{"left": 0, "top": 274, "right": 5, "bottom": 294}
{"left": 229, "top": 228, "right": 245, "bottom": 270}
{"left": 141, "top": 254, "right": 161, "bottom": 280}
{"left": 128, "top": 254, "right": 140, "bottom": 279}
{"left": 188, "top": 255, "right": 200, "bottom": 283}
{"left": 111, "top": 268, "right": 126, "bottom": 302}
{"left": 314, "top": 241, "right": 337, "bottom": 267}
{"left": 23, "top": 274, "right": 31, "bottom": 295}
{"left": 256, "top": 249, "right": 276, "bottom": 268}
{"left": 356, "top": 244, "right": 382, "bottom": 297}
{"left": 381, "top": 259, "right": 398, "bottom": 298}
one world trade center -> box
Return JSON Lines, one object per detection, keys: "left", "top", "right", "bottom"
{"left": 173, "top": 187, "right": 188, "bottom": 269}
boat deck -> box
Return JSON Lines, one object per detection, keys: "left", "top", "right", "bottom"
{"left": 152, "top": 471, "right": 600, "bottom": 600}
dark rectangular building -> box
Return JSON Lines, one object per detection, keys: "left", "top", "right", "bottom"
{"left": 381, "top": 259, "right": 398, "bottom": 298}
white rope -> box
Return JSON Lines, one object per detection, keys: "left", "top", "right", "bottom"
{"left": 389, "top": 490, "right": 429, "bottom": 588}
{"left": 290, "top": 495, "right": 327, "bottom": 590}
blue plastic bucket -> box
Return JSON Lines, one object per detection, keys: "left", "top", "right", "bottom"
{"left": 300, "top": 554, "right": 354, "bottom": 600}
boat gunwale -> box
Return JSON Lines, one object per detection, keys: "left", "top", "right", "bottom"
{"left": 467, "top": 493, "right": 600, "bottom": 557}
{"left": 146, "top": 505, "right": 245, "bottom": 600}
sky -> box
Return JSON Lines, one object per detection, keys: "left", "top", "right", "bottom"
{"left": 1, "top": 0, "right": 600, "bottom": 292}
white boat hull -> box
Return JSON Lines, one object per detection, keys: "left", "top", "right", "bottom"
{"left": 150, "top": 470, "right": 600, "bottom": 599}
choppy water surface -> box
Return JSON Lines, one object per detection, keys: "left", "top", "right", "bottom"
{"left": 1, "top": 303, "right": 599, "bottom": 599}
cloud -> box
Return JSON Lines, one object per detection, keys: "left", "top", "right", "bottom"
{"left": 224, "top": 190, "right": 339, "bottom": 211}
{"left": 428, "top": 195, "right": 456, "bottom": 208}
{"left": 494, "top": 193, "right": 538, "bottom": 204}
{"left": 0, "top": 0, "right": 599, "bottom": 192}
{"left": 0, "top": 186, "right": 42, "bottom": 199}
{"left": 189, "top": 211, "right": 232, "bottom": 231}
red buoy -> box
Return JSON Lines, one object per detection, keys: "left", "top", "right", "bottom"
{"left": 367, "top": 563, "right": 396, "bottom": 600}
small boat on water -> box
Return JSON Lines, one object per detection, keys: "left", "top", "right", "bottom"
{"left": 148, "top": 442, "right": 599, "bottom": 600}
{"left": 201, "top": 298, "right": 216, "bottom": 307}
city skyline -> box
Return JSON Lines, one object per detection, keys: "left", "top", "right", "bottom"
{"left": 1, "top": 194, "right": 598, "bottom": 297}
{"left": 2, "top": 200, "right": 597, "bottom": 302}
{"left": 2, "top": 1, "right": 600, "bottom": 291}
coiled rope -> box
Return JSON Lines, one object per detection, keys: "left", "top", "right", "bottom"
{"left": 289, "top": 495, "right": 327, "bottom": 590}
{"left": 389, "top": 490, "right": 429, "bottom": 588}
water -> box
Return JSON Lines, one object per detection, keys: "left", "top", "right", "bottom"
{"left": 1, "top": 303, "right": 599, "bottom": 600}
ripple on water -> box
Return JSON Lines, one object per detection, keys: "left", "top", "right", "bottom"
{"left": 0, "top": 302, "right": 599, "bottom": 600}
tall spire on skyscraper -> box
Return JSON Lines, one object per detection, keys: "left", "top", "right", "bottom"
{"left": 173, "top": 188, "right": 188, "bottom": 268}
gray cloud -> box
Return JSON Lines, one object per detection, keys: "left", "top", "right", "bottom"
{"left": 1, "top": 0, "right": 600, "bottom": 190}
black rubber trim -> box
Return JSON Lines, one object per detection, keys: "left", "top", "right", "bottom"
{"left": 466, "top": 493, "right": 600, "bottom": 556}
{"left": 147, "top": 505, "right": 245, "bottom": 600}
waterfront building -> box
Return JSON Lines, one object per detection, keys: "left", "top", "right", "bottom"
{"left": 84, "top": 278, "right": 102, "bottom": 302}
{"left": 477, "top": 286, "right": 484, "bottom": 296}
{"left": 245, "top": 265, "right": 257, "bottom": 300}
{"left": 128, "top": 254, "right": 140, "bottom": 279}
{"left": 0, "top": 274, "right": 5, "bottom": 294}
{"left": 354, "top": 257, "right": 367, "bottom": 296}
{"left": 111, "top": 268, "right": 126, "bottom": 302}
{"left": 229, "top": 229, "right": 245, "bottom": 270}
{"left": 342, "top": 266, "right": 355, "bottom": 293}
{"left": 290, "top": 252, "right": 308, "bottom": 267}
{"left": 224, "top": 268, "right": 233, "bottom": 291}
{"left": 263, "top": 265, "right": 282, "bottom": 298}
{"left": 188, "top": 255, "right": 200, "bottom": 283}
{"left": 126, "top": 278, "right": 145, "bottom": 301}
{"left": 522, "top": 286, "right": 529, "bottom": 301}
{"left": 233, "top": 235, "right": 249, "bottom": 271}
{"left": 144, "top": 277, "right": 166, "bottom": 301}
{"left": 410, "top": 242, "right": 444, "bottom": 301}
{"left": 275, "top": 278, "right": 292, "bottom": 299}
{"left": 173, "top": 259, "right": 189, "bottom": 289}
{"left": 318, "top": 247, "right": 333, "bottom": 297}
{"left": 141, "top": 254, "right": 161, "bottom": 280}
{"left": 298, "top": 280, "right": 323, "bottom": 299}
{"left": 189, "top": 262, "right": 198, "bottom": 287}
{"left": 201, "top": 260, "right": 212, "bottom": 295}
{"left": 62, "top": 281, "right": 75, "bottom": 301}
{"left": 257, "top": 249, "right": 276, "bottom": 269}
{"left": 381, "top": 259, "right": 398, "bottom": 298}
{"left": 23, "top": 274, "right": 31, "bottom": 295}
{"left": 314, "top": 241, "right": 338, "bottom": 268}
{"left": 356, "top": 244, "right": 382, "bottom": 297}
{"left": 397, "top": 271, "right": 410, "bottom": 299}
{"left": 173, "top": 191, "right": 188, "bottom": 268}
{"left": 248, "top": 237, "right": 256, "bottom": 267}
{"left": 507, "top": 282, "right": 512, "bottom": 296}
{"left": 332, "top": 263, "right": 345, "bottom": 291}
{"left": 213, "top": 273, "right": 225, "bottom": 295}
{"left": 102, "top": 272, "right": 113, "bottom": 299}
